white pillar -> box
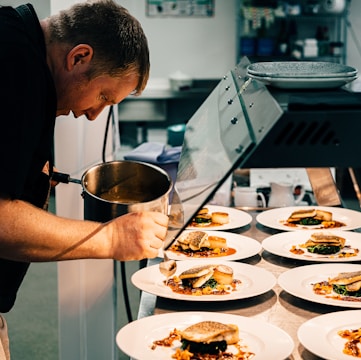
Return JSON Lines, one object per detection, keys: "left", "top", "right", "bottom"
{"left": 55, "top": 107, "right": 117, "bottom": 360}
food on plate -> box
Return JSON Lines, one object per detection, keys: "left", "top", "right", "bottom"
{"left": 176, "top": 231, "right": 210, "bottom": 251}
{"left": 329, "top": 271, "right": 361, "bottom": 295}
{"left": 208, "top": 235, "right": 228, "bottom": 250}
{"left": 302, "top": 232, "right": 346, "bottom": 254}
{"left": 287, "top": 209, "right": 332, "bottom": 224}
{"left": 289, "top": 232, "right": 359, "bottom": 258}
{"left": 166, "top": 263, "right": 241, "bottom": 296}
{"left": 179, "top": 264, "right": 216, "bottom": 288}
{"left": 313, "top": 270, "right": 361, "bottom": 301}
{"left": 180, "top": 321, "right": 240, "bottom": 354}
{"left": 193, "top": 208, "right": 212, "bottom": 226}
{"left": 211, "top": 212, "right": 229, "bottom": 225}
{"left": 190, "top": 208, "right": 230, "bottom": 227}
{"left": 212, "top": 264, "right": 234, "bottom": 285}
{"left": 152, "top": 320, "right": 255, "bottom": 359}
{"left": 170, "top": 231, "right": 236, "bottom": 258}
{"left": 283, "top": 208, "right": 346, "bottom": 229}
{"left": 338, "top": 327, "right": 361, "bottom": 357}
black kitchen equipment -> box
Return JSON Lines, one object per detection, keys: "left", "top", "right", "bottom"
{"left": 164, "top": 56, "right": 361, "bottom": 249}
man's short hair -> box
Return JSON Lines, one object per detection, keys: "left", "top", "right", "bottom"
{"left": 48, "top": 0, "right": 149, "bottom": 94}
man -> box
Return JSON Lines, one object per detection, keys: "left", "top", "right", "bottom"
{"left": 0, "top": 1, "right": 169, "bottom": 357}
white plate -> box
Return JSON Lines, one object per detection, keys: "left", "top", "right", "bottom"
{"left": 186, "top": 205, "right": 252, "bottom": 231}
{"left": 164, "top": 230, "right": 261, "bottom": 261}
{"left": 247, "top": 61, "right": 358, "bottom": 78}
{"left": 256, "top": 206, "right": 361, "bottom": 231}
{"left": 262, "top": 230, "right": 361, "bottom": 262}
{"left": 278, "top": 263, "right": 361, "bottom": 308}
{"left": 116, "top": 311, "right": 295, "bottom": 360}
{"left": 298, "top": 310, "right": 361, "bottom": 360}
{"left": 131, "top": 259, "right": 276, "bottom": 301}
{"left": 248, "top": 73, "right": 357, "bottom": 89}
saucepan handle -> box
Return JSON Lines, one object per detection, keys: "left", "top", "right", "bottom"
{"left": 52, "top": 172, "right": 81, "bottom": 185}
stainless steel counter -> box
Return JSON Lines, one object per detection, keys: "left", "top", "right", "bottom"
{"left": 136, "top": 210, "right": 361, "bottom": 360}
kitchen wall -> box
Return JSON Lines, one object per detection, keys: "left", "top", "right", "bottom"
{"left": 3, "top": 0, "right": 361, "bottom": 78}
{"left": 118, "top": 0, "right": 239, "bottom": 80}
{"left": 0, "top": 0, "right": 238, "bottom": 80}
{"left": 0, "top": 0, "right": 49, "bottom": 18}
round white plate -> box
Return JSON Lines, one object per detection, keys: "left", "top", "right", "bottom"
{"left": 262, "top": 230, "right": 361, "bottom": 262}
{"left": 186, "top": 205, "right": 252, "bottom": 231}
{"left": 278, "top": 263, "right": 361, "bottom": 308}
{"left": 298, "top": 310, "right": 361, "bottom": 360}
{"left": 131, "top": 259, "right": 276, "bottom": 301}
{"left": 248, "top": 73, "right": 357, "bottom": 89}
{"left": 256, "top": 206, "right": 361, "bottom": 231}
{"left": 247, "top": 61, "right": 358, "bottom": 78}
{"left": 116, "top": 311, "right": 295, "bottom": 360}
{"left": 164, "top": 230, "right": 261, "bottom": 261}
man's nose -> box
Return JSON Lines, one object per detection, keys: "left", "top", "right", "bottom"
{"left": 86, "top": 105, "right": 108, "bottom": 120}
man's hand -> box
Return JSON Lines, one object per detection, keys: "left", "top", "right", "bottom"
{"left": 109, "top": 211, "right": 169, "bottom": 261}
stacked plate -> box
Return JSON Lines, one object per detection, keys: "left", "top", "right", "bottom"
{"left": 247, "top": 61, "right": 358, "bottom": 89}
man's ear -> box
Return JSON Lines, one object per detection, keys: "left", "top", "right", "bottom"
{"left": 66, "top": 44, "right": 93, "bottom": 70}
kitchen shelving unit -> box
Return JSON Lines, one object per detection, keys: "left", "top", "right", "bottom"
{"left": 239, "top": 0, "right": 350, "bottom": 64}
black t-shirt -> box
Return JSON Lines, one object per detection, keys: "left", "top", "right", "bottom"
{"left": 0, "top": 4, "right": 56, "bottom": 312}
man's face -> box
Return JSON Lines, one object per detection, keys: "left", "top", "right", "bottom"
{"left": 56, "top": 73, "right": 138, "bottom": 120}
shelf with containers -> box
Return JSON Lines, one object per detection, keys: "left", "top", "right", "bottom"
{"left": 238, "top": 0, "right": 350, "bottom": 64}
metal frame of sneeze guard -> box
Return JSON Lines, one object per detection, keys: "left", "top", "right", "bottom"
{"left": 164, "top": 57, "right": 283, "bottom": 249}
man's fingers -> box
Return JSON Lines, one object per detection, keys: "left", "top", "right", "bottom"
{"left": 149, "top": 211, "right": 169, "bottom": 226}
{"left": 149, "top": 237, "right": 163, "bottom": 250}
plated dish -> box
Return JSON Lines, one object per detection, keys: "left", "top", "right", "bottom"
{"left": 256, "top": 206, "right": 361, "bottom": 231}
{"left": 278, "top": 263, "right": 361, "bottom": 308}
{"left": 116, "top": 311, "right": 295, "bottom": 360}
{"left": 164, "top": 230, "right": 261, "bottom": 261}
{"left": 247, "top": 73, "right": 357, "bottom": 89}
{"left": 131, "top": 259, "right": 276, "bottom": 301}
{"left": 298, "top": 310, "right": 361, "bottom": 360}
{"left": 247, "top": 61, "right": 358, "bottom": 79}
{"left": 262, "top": 230, "right": 361, "bottom": 262}
{"left": 186, "top": 205, "right": 252, "bottom": 231}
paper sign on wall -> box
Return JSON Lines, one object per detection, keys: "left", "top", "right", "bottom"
{"left": 147, "top": 0, "right": 214, "bottom": 17}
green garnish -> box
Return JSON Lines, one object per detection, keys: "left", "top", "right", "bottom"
{"left": 307, "top": 245, "right": 341, "bottom": 255}
{"left": 299, "top": 218, "right": 322, "bottom": 225}
{"left": 333, "top": 284, "right": 361, "bottom": 297}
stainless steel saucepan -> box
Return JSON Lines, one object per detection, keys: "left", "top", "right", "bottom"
{"left": 53, "top": 160, "right": 173, "bottom": 222}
